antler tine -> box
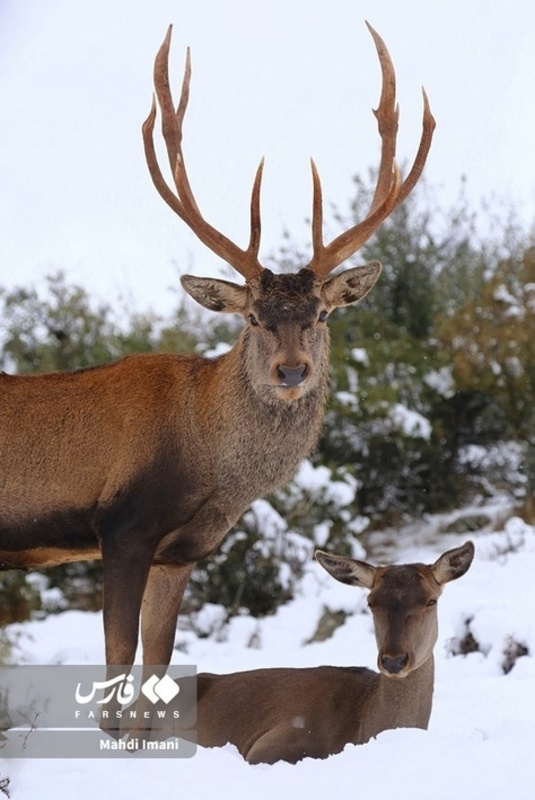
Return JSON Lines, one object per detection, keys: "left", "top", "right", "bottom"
{"left": 310, "top": 158, "right": 324, "bottom": 254}
{"left": 394, "top": 88, "right": 435, "bottom": 207}
{"left": 309, "top": 158, "right": 323, "bottom": 255}
{"left": 142, "top": 25, "right": 263, "bottom": 281}
{"left": 306, "top": 23, "right": 435, "bottom": 279}
{"left": 248, "top": 158, "right": 265, "bottom": 260}
{"left": 307, "top": 162, "right": 402, "bottom": 276}
{"left": 366, "top": 22, "right": 399, "bottom": 218}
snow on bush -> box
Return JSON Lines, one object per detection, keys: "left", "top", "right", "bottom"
{"left": 292, "top": 460, "right": 356, "bottom": 508}
{"left": 387, "top": 403, "right": 431, "bottom": 440}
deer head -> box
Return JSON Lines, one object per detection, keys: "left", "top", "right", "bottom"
{"left": 316, "top": 542, "right": 475, "bottom": 678}
{"left": 142, "top": 23, "right": 435, "bottom": 402}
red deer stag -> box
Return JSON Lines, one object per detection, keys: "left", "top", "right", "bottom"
{"left": 190, "top": 542, "right": 474, "bottom": 764}
{"left": 0, "top": 25, "right": 434, "bottom": 680}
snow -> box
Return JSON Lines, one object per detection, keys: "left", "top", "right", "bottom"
{"left": 334, "top": 390, "right": 359, "bottom": 409}
{"left": 424, "top": 366, "right": 456, "bottom": 398}
{"left": 388, "top": 403, "right": 432, "bottom": 440}
{"left": 493, "top": 283, "right": 520, "bottom": 308}
{"left": 2, "top": 510, "right": 535, "bottom": 799}
{"left": 292, "top": 460, "right": 356, "bottom": 507}
{"left": 350, "top": 348, "right": 369, "bottom": 366}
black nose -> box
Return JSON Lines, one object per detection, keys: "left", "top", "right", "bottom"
{"left": 381, "top": 654, "right": 408, "bottom": 674}
{"left": 277, "top": 365, "right": 308, "bottom": 387}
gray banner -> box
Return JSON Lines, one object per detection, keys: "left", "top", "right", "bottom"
{"left": 0, "top": 665, "right": 197, "bottom": 759}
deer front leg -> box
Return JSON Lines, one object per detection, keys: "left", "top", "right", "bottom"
{"left": 99, "top": 531, "right": 156, "bottom": 736}
{"left": 116, "top": 564, "right": 195, "bottom": 739}
{"left": 122, "top": 500, "right": 234, "bottom": 737}
{"left": 141, "top": 563, "right": 194, "bottom": 665}
{"left": 100, "top": 534, "right": 157, "bottom": 665}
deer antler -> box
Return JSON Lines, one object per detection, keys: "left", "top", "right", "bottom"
{"left": 306, "top": 22, "right": 436, "bottom": 278}
{"left": 142, "top": 25, "right": 264, "bottom": 281}
{"left": 144, "top": 24, "right": 434, "bottom": 283}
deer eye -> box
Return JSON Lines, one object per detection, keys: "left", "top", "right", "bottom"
{"left": 248, "top": 313, "right": 259, "bottom": 327}
{"left": 318, "top": 310, "right": 328, "bottom": 323}
{"left": 426, "top": 598, "right": 438, "bottom": 608}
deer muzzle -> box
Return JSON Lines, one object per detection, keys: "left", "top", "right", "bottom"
{"left": 276, "top": 364, "right": 309, "bottom": 388}
{"left": 380, "top": 653, "right": 409, "bottom": 676}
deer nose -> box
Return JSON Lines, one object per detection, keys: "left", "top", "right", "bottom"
{"left": 277, "top": 364, "right": 309, "bottom": 387}
{"left": 381, "top": 654, "right": 409, "bottom": 675}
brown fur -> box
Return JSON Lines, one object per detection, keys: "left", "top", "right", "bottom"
{"left": 0, "top": 267, "right": 380, "bottom": 687}
{"left": 188, "top": 542, "right": 474, "bottom": 764}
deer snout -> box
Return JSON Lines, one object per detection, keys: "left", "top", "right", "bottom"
{"left": 380, "top": 653, "right": 409, "bottom": 675}
{"left": 276, "top": 364, "right": 309, "bottom": 387}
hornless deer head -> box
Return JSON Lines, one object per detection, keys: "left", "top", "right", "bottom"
{"left": 142, "top": 23, "right": 435, "bottom": 402}
{"left": 316, "top": 541, "right": 475, "bottom": 679}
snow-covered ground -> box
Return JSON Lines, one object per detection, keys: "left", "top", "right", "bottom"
{"left": 2, "top": 509, "right": 535, "bottom": 800}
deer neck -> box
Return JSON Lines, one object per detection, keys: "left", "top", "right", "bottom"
{"left": 360, "top": 655, "right": 435, "bottom": 743}
{"left": 198, "top": 338, "right": 329, "bottom": 499}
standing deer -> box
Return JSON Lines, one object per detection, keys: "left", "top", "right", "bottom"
{"left": 0, "top": 24, "right": 434, "bottom": 684}
{"left": 191, "top": 542, "right": 474, "bottom": 764}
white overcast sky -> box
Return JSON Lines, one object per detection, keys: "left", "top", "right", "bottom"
{"left": 1, "top": 0, "right": 534, "bottom": 315}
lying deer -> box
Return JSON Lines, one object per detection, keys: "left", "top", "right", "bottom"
{"left": 192, "top": 542, "right": 474, "bottom": 764}
{"left": 0, "top": 23, "right": 434, "bottom": 697}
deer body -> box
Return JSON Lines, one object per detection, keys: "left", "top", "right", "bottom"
{"left": 0, "top": 344, "right": 327, "bottom": 571}
{"left": 190, "top": 543, "right": 474, "bottom": 765}
{"left": 195, "top": 661, "right": 433, "bottom": 764}
{"left": 0, "top": 305, "right": 330, "bottom": 668}
{"left": 0, "top": 22, "right": 435, "bottom": 695}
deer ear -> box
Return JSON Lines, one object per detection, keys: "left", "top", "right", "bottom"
{"left": 181, "top": 275, "right": 248, "bottom": 314}
{"left": 431, "top": 541, "right": 475, "bottom": 585}
{"left": 321, "top": 261, "right": 382, "bottom": 310}
{"left": 315, "top": 550, "right": 376, "bottom": 589}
